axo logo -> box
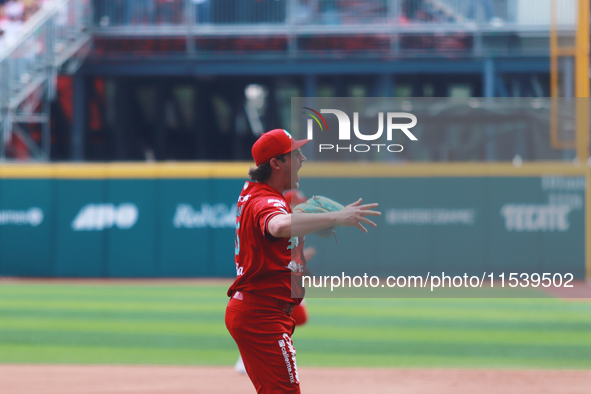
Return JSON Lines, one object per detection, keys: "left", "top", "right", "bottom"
{"left": 72, "top": 203, "right": 139, "bottom": 231}
{"left": 303, "top": 107, "right": 418, "bottom": 153}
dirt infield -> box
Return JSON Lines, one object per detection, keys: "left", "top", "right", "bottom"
{"left": 1, "top": 365, "right": 590, "bottom": 394}
{"left": 541, "top": 280, "right": 591, "bottom": 300}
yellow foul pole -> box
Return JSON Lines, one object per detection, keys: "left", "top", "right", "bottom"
{"left": 575, "top": 0, "right": 591, "bottom": 282}
{"left": 551, "top": 0, "right": 559, "bottom": 99}
{"left": 575, "top": 0, "right": 589, "bottom": 160}
{"left": 550, "top": 0, "right": 576, "bottom": 148}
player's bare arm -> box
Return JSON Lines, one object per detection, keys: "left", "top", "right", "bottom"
{"left": 303, "top": 246, "right": 316, "bottom": 261}
{"left": 267, "top": 198, "right": 381, "bottom": 238}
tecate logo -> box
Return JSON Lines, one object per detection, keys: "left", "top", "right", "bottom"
{"left": 500, "top": 204, "right": 571, "bottom": 232}
{"left": 0, "top": 207, "right": 43, "bottom": 227}
{"left": 173, "top": 203, "right": 237, "bottom": 228}
{"left": 303, "top": 107, "right": 417, "bottom": 153}
{"left": 72, "top": 203, "right": 139, "bottom": 231}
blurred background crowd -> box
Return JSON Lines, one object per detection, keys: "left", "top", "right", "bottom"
{"left": 91, "top": 0, "right": 504, "bottom": 27}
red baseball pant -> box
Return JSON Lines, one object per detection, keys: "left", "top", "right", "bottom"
{"left": 226, "top": 296, "right": 300, "bottom": 394}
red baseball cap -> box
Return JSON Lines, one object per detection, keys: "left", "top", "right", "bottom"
{"left": 251, "top": 129, "right": 309, "bottom": 166}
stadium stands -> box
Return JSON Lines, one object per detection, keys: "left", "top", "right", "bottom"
{"left": 0, "top": 0, "right": 582, "bottom": 161}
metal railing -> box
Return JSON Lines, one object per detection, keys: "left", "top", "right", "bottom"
{"left": 0, "top": 0, "right": 92, "bottom": 161}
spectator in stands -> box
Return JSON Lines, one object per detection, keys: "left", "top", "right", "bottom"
{"left": 293, "top": 0, "right": 312, "bottom": 24}
{"left": 194, "top": 0, "right": 210, "bottom": 24}
{"left": 466, "top": 0, "right": 502, "bottom": 25}
{"left": 320, "top": 0, "right": 340, "bottom": 25}
{"left": 0, "top": 4, "right": 7, "bottom": 52}
{"left": 116, "top": 0, "right": 129, "bottom": 25}
{"left": 93, "top": 0, "right": 128, "bottom": 26}
{"left": 0, "top": 0, "right": 24, "bottom": 46}
{"left": 0, "top": 3, "right": 6, "bottom": 39}
{"left": 0, "top": 0, "right": 48, "bottom": 50}
{"left": 133, "top": 0, "right": 155, "bottom": 25}
{"left": 157, "top": 0, "right": 181, "bottom": 24}
{"left": 402, "top": 0, "right": 426, "bottom": 22}
{"left": 5, "top": 0, "right": 24, "bottom": 21}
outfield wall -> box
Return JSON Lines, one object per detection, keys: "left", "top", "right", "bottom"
{"left": 0, "top": 163, "right": 588, "bottom": 279}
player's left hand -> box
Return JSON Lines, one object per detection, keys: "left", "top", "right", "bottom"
{"left": 335, "top": 198, "right": 381, "bottom": 233}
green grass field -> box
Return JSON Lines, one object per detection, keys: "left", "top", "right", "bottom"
{"left": 0, "top": 282, "right": 590, "bottom": 369}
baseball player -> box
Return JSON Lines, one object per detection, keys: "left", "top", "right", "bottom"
{"left": 234, "top": 189, "right": 313, "bottom": 375}
{"left": 226, "top": 128, "right": 380, "bottom": 393}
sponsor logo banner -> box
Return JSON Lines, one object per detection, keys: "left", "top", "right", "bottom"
{"left": 500, "top": 176, "right": 585, "bottom": 232}
{"left": 173, "top": 203, "right": 236, "bottom": 228}
{"left": 72, "top": 203, "right": 139, "bottom": 231}
{"left": 0, "top": 208, "right": 44, "bottom": 226}
{"left": 386, "top": 209, "right": 476, "bottom": 225}
{"left": 501, "top": 204, "right": 571, "bottom": 232}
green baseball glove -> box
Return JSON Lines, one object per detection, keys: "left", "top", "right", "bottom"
{"left": 293, "top": 195, "right": 344, "bottom": 240}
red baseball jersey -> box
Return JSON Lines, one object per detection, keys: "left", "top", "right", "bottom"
{"left": 228, "top": 181, "right": 306, "bottom": 304}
